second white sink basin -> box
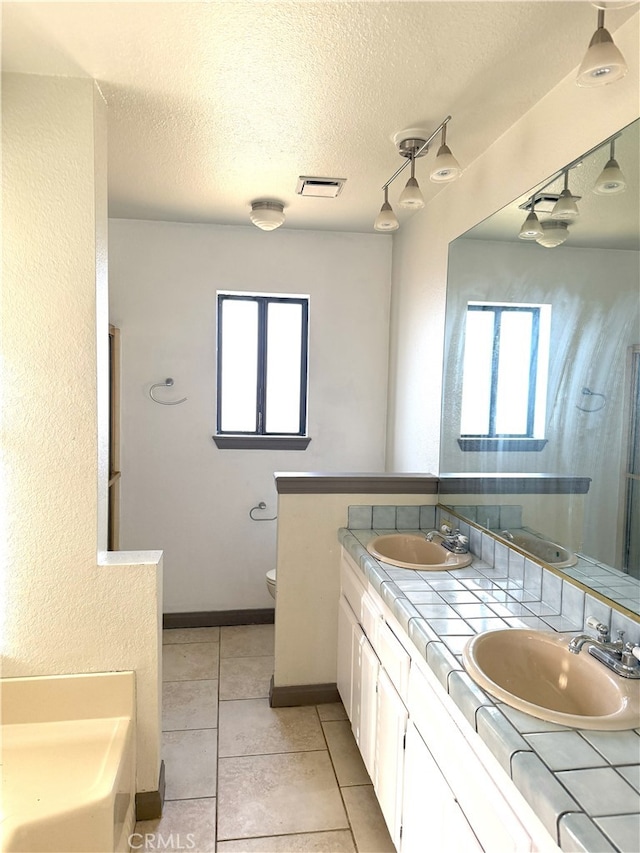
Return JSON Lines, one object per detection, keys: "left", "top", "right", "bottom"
{"left": 367, "top": 533, "right": 472, "bottom": 571}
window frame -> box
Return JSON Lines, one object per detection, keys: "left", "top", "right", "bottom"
{"left": 213, "top": 292, "right": 310, "bottom": 450}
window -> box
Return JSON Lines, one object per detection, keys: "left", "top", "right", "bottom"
{"left": 214, "top": 293, "right": 310, "bottom": 449}
{"left": 459, "top": 302, "right": 551, "bottom": 450}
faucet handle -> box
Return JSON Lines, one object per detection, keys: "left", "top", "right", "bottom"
{"left": 586, "top": 616, "right": 610, "bottom": 642}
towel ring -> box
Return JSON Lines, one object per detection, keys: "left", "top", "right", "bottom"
{"left": 249, "top": 502, "right": 277, "bottom": 522}
{"left": 576, "top": 386, "right": 606, "bottom": 413}
{"left": 149, "top": 378, "right": 187, "bottom": 406}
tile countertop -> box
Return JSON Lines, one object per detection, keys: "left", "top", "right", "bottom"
{"left": 338, "top": 526, "right": 640, "bottom": 853}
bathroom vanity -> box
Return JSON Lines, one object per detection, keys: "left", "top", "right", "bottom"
{"left": 338, "top": 516, "right": 640, "bottom": 853}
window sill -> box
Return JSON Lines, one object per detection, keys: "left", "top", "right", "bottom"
{"left": 213, "top": 435, "right": 311, "bottom": 451}
{"left": 457, "top": 438, "right": 548, "bottom": 452}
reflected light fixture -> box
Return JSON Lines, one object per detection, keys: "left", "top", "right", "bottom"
{"left": 374, "top": 186, "right": 399, "bottom": 232}
{"left": 593, "top": 138, "right": 627, "bottom": 194}
{"left": 536, "top": 220, "right": 570, "bottom": 248}
{"left": 576, "top": 8, "right": 628, "bottom": 87}
{"left": 430, "top": 123, "right": 462, "bottom": 183}
{"left": 551, "top": 171, "right": 580, "bottom": 220}
{"left": 399, "top": 151, "right": 425, "bottom": 209}
{"left": 518, "top": 196, "right": 544, "bottom": 240}
{"left": 250, "top": 200, "right": 285, "bottom": 231}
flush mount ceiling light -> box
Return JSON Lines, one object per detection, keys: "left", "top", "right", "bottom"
{"left": 536, "top": 220, "right": 570, "bottom": 248}
{"left": 373, "top": 117, "right": 461, "bottom": 233}
{"left": 374, "top": 186, "right": 399, "bottom": 232}
{"left": 577, "top": 8, "right": 628, "bottom": 87}
{"left": 593, "top": 138, "right": 627, "bottom": 194}
{"left": 551, "top": 171, "right": 580, "bottom": 220}
{"left": 249, "top": 200, "right": 285, "bottom": 231}
{"left": 518, "top": 196, "right": 544, "bottom": 240}
{"left": 430, "top": 123, "right": 462, "bottom": 183}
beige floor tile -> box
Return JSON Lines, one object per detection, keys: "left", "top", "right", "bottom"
{"left": 163, "top": 729, "right": 217, "bottom": 800}
{"left": 163, "top": 627, "right": 220, "bottom": 645}
{"left": 163, "top": 642, "right": 219, "bottom": 682}
{"left": 317, "top": 702, "right": 348, "bottom": 722}
{"left": 217, "top": 830, "right": 355, "bottom": 852}
{"left": 217, "top": 751, "right": 348, "bottom": 840}
{"left": 220, "top": 624, "right": 275, "bottom": 658}
{"left": 341, "top": 785, "right": 395, "bottom": 853}
{"left": 219, "top": 655, "right": 274, "bottom": 700}
{"left": 162, "top": 680, "right": 218, "bottom": 731}
{"left": 322, "top": 720, "right": 370, "bottom": 786}
{"left": 133, "top": 798, "right": 216, "bottom": 853}
{"left": 218, "top": 698, "right": 325, "bottom": 757}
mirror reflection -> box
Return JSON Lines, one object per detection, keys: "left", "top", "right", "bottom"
{"left": 441, "top": 118, "right": 640, "bottom": 615}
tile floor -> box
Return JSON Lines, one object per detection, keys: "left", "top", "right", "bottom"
{"left": 134, "top": 625, "right": 394, "bottom": 853}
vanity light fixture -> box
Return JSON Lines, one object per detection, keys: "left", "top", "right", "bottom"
{"left": 373, "top": 117, "right": 461, "bottom": 232}
{"left": 249, "top": 200, "right": 285, "bottom": 231}
{"left": 518, "top": 197, "right": 544, "bottom": 240}
{"left": 374, "top": 186, "right": 399, "bottom": 232}
{"left": 576, "top": 8, "right": 628, "bottom": 87}
{"left": 430, "top": 123, "right": 462, "bottom": 183}
{"left": 593, "top": 138, "right": 627, "bottom": 194}
{"left": 536, "top": 220, "right": 570, "bottom": 248}
{"left": 551, "top": 172, "right": 580, "bottom": 220}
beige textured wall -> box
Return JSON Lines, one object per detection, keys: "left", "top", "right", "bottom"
{"left": 2, "top": 72, "right": 162, "bottom": 793}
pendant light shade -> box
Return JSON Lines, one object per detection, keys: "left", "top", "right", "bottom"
{"left": 250, "top": 200, "right": 285, "bottom": 231}
{"left": 374, "top": 188, "right": 399, "bottom": 231}
{"left": 399, "top": 156, "right": 425, "bottom": 209}
{"left": 551, "top": 172, "right": 580, "bottom": 221}
{"left": 577, "top": 10, "right": 628, "bottom": 87}
{"left": 518, "top": 199, "right": 544, "bottom": 240}
{"left": 536, "top": 221, "right": 570, "bottom": 248}
{"left": 593, "top": 141, "right": 627, "bottom": 194}
{"left": 429, "top": 124, "right": 461, "bottom": 183}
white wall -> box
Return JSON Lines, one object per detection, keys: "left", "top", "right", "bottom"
{"left": 109, "top": 221, "right": 392, "bottom": 613}
{"left": 2, "top": 74, "right": 163, "bottom": 793}
{"left": 387, "top": 14, "right": 639, "bottom": 478}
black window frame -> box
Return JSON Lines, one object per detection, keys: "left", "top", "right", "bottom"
{"left": 461, "top": 304, "right": 541, "bottom": 440}
{"left": 214, "top": 293, "right": 310, "bottom": 448}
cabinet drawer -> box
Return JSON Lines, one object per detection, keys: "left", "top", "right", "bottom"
{"left": 341, "top": 554, "right": 366, "bottom": 621}
{"left": 377, "top": 619, "right": 411, "bottom": 702}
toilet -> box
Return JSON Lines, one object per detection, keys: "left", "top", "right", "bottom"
{"left": 266, "top": 569, "right": 277, "bottom": 600}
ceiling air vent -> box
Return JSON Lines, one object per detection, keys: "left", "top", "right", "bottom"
{"left": 519, "top": 193, "right": 582, "bottom": 214}
{"left": 296, "top": 176, "right": 346, "bottom": 198}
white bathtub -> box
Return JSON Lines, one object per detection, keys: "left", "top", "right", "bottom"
{"left": 1, "top": 672, "right": 136, "bottom": 853}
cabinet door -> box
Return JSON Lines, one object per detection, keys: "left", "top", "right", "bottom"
{"left": 357, "top": 633, "right": 379, "bottom": 780}
{"left": 337, "top": 595, "right": 358, "bottom": 721}
{"left": 401, "top": 721, "right": 482, "bottom": 853}
{"left": 375, "top": 669, "right": 408, "bottom": 849}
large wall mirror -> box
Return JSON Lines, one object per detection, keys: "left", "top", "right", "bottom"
{"left": 440, "top": 118, "right": 640, "bottom": 617}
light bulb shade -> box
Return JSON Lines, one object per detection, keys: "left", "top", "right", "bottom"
{"left": 518, "top": 210, "right": 544, "bottom": 240}
{"left": 551, "top": 189, "right": 580, "bottom": 221}
{"left": 593, "top": 157, "right": 627, "bottom": 194}
{"left": 430, "top": 144, "right": 461, "bottom": 183}
{"left": 576, "top": 27, "right": 628, "bottom": 86}
{"left": 536, "top": 221, "right": 569, "bottom": 248}
{"left": 398, "top": 176, "right": 425, "bottom": 209}
{"left": 374, "top": 200, "right": 399, "bottom": 231}
{"left": 250, "top": 201, "right": 285, "bottom": 230}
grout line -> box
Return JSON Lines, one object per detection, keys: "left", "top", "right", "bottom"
{"left": 317, "top": 707, "right": 360, "bottom": 853}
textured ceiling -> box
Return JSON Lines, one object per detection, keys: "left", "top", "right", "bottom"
{"left": 2, "top": 1, "right": 637, "bottom": 232}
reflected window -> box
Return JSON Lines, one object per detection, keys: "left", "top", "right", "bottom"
{"left": 216, "top": 292, "right": 309, "bottom": 437}
{"left": 460, "top": 302, "right": 551, "bottom": 439}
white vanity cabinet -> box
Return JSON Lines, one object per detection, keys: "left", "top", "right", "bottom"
{"left": 338, "top": 547, "right": 560, "bottom": 853}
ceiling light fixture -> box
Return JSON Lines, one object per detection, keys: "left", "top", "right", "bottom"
{"left": 593, "top": 138, "right": 627, "bottom": 194}
{"left": 551, "top": 171, "right": 580, "bottom": 220}
{"left": 576, "top": 8, "right": 628, "bottom": 87}
{"left": 374, "top": 117, "right": 461, "bottom": 233}
{"left": 518, "top": 196, "right": 544, "bottom": 240}
{"left": 250, "top": 200, "right": 285, "bottom": 231}
{"left": 536, "top": 221, "right": 570, "bottom": 248}
{"left": 430, "top": 123, "right": 462, "bottom": 183}
{"left": 374, "top": 186, "right": 399, "bottom": 232}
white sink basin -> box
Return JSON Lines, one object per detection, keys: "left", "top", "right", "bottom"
{"left": 367, "top": 533, "right": 473, "bottom": 571}
{"left": 463, "top": 629, "right": 640, "bottom": 730}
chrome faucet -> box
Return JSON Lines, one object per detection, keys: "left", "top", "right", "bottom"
{"left": 569, "top": 617, "right": 640, "bottom": 679}
{"left": 426, "top": 525, "right": 469, "bottom": 554}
